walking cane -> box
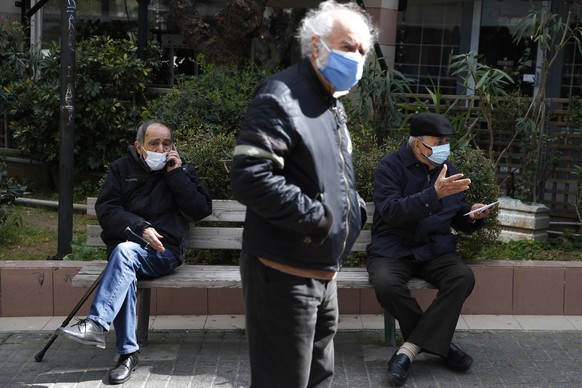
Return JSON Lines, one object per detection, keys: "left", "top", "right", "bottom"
{"left": 34, "top": 270, "right": 104, "bottom": 362}
{"left": 34, "top": 226, "right": 149, "bottom": 361}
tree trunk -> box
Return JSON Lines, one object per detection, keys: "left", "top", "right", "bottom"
{"left": 163, "top": 0, "right": 268, "bottom": 66}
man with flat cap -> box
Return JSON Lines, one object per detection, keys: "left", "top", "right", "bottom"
{"left": 366, "top": 112, "right": 494, "bottom": 385}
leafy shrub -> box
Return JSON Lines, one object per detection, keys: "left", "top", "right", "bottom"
{"left": 185, "top": 249, "right": 240, "bottom": 265}
{"left": 179, "top": 126, "right": 236, "bottom": 200}
{"left": 351, "top": 125, "right": 401, "bottom": 202}
{"left": 449, "top": 146, "right": 500, "bottom": 260}
{"left": 2, "top": 28, "right": 161, "bottom": 172}
{"left": 347, "top": 60, "right": 410, "bottom": 142}
{"left": 65, "top": 237, "right": 107, "bottom": 261}
{"left": 0, "top": 162, "right": 26, "bottom": 225}
{"left": 0, "top": 22, "right": 33, "bottom": 111}
{"left": 143, "top": 56, "right": 270, "bottom": 137}
{"left": 73, "top": 176, "right": 104, "bottom": 203}
{"left": 479, "top": 237, "right": 582, "bottom": 261}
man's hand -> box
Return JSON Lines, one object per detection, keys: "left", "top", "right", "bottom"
{"left": 166, "top": 144, "right": 182, "bottom": 171}
{"left": 468, "top": 203, "right": 495, "bottom": 221}
{"left": 435, "top": 164, "right": 471, "bottom": 199}
{"left": 142, "top": 227, "right": 165, "bottom": 252}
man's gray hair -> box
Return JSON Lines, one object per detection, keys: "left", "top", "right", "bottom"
{"left": 296, "top": 0, "right": 376, "bottom": 58}
{"left": 136, "top": 120, "right": 173, "bottom": 144}
{"left": 408, "top": 136, "right": 423, "bottom": 148}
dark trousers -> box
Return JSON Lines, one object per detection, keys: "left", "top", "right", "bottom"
{"left": 240, "top": 252, "right": 338, "bottom": 388}
{"left": 367, "top": 253, "right": 475, "bottom": 356}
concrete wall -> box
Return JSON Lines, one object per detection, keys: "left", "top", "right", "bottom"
{"left": 2, "top": 260, "right": 582, "bottom": 317}
{"left": 0, "top": 2, "right": 20, "bottom": 25}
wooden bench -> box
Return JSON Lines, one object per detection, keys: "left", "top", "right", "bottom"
{"left": 76, "top": 197, "right": 433, "bottom": 346}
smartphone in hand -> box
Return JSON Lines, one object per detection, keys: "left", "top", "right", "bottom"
{"left": 463, "top": 201, "right": 499, "bottom": 216}
{"left": 167, "top": 144, "right": 177, "bottom": 168}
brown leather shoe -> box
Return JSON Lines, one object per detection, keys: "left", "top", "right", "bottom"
{"left": 109, "top": 352, "right": 139, "bottom": 385}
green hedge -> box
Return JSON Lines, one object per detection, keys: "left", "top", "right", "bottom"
{"left": 2, "top": 31, "right": 161, "bottom": 173}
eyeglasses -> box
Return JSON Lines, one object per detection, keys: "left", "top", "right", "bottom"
{"left": 146, "top": 139, "right": 173, "bottom": 151}
{"left": 417, "top": 138, "right": 448, "bottom": 150}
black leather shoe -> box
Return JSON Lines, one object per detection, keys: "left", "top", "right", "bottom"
{"left": 387, "top": 351, "right": 411, "bottom": 386}
{"left": 57, "top": 318, "right": 106, "bottom": 349}
{"left": 442, "top": 343, "right": 473, "bottom": 371}
{"left": 109, "top": 352, "right": 139, "bottom": 385}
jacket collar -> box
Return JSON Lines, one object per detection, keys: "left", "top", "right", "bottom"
{"left": 299, "top": 58, "right": 336, "bottom": 105}
{"left": 397, "top": 142, "right": 419, "bottom": 167}
{"left": 128, "top": 145, "right": 153, "bottom": 173}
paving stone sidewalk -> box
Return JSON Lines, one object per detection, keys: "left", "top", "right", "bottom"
{"left": 1, "top": 329, "right": 581, "bottom": 387}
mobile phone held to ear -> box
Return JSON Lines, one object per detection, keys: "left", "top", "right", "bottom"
{"left": 167, "top": 144, "right": 177, "bottom": 167}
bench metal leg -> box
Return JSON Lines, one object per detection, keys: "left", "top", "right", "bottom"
{"left": 137, "top": 288, "right": 151, "bottom": 347}
{"left": 383, "top": 308, "right": 397, "bottom": 347}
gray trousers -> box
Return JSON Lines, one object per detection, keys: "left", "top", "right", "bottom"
{"left": 367, "top": 253, "right": 475, "bottom": 356}
{"left": 239, "top": 252, "right": 338, "bottom": 388}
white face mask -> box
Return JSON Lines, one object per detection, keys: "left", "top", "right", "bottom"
{"left": 143, "top": 149, "right": 167, "bottom": 171}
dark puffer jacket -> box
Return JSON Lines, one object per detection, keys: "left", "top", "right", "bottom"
{"left": 96, "top": 146, "right": 212, "bottom": 262}
{"left": 231, "top": 59, "right": 366, "bottom": 272}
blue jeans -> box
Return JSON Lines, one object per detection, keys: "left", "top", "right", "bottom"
{"left": 240, "top": 252, "right": 338, "bottom": 388}
{"left": 87, "top": 241, "right": 180, "bottom": 355}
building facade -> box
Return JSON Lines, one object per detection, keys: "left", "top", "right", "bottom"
{"left": 6, "top": 1, "right": 579, "bottom": 98}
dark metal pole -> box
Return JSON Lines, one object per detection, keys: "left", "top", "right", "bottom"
{"left": 56, "top": 0, "right": 77, "bottom": 259}
{"left": 136, "top": 0, "right": 149, "bottom": 104}
{"left": 137, "top": 0, "right": 149, "bottom": 61}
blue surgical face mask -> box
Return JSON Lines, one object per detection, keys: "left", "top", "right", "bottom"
{"left": 316, "top": 40, "right": 365, "bottom": 93}
{"left": 420, "top": 141, "right": 450, "bottom": 165}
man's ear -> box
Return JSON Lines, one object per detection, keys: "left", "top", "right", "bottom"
{"left": 311, "top": 35, "right": 321, "bottom": 58}
{"left": 134, "top": 141, "right": 144, "bottom": 157}
{"left": 413, "top": 138, "right": 423, "bottom": 154}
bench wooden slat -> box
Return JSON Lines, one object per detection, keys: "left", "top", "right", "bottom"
{"left": 187, "top": 227, "right": 243, "bottom": 249}
{"left": 87, "top": 198, "right": 374, "bottom": 223}
{"left": 88, "top": 225, "right": 371, "bottom": 252}
{"left": 88, "top": 225, "right": 244, "bottom": 250}
{"left": 72, "top": 263, "right": 242, "bottom": 288}
{"left": 72, "top": 262, "right": 434, "bottom": 290}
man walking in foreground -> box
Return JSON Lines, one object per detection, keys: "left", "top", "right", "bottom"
{"left": 230, "top": 1, "right": 377, "bottom": 387}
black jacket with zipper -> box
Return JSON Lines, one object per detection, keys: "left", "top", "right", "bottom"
{"left": 96, "top": 146, "right": 212, "bottom": 262}
{"left": 231, "top": 59, "right": 366, "bottom": 272}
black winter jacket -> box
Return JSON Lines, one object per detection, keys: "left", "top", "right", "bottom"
{"left": 96, "top": 146, "right": 212, "bottom": 262}
{"left": 231, "top": 59, "right": 366, "bottom": 272}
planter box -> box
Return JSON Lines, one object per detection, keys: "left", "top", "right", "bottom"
{"left": 2, "top": 260, "right": 582, "bottom": 317}
{"left": 497, "top": 196, "right": 550, "bottom": 241}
